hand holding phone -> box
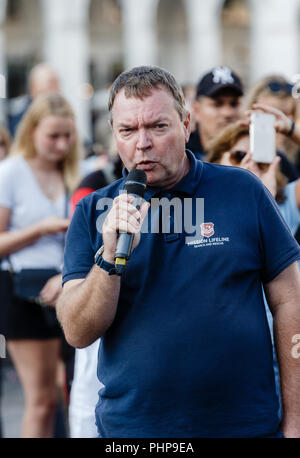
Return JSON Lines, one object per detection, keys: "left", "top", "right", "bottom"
{"left": 250, "top": 112, "right": 276, "bottom": 163}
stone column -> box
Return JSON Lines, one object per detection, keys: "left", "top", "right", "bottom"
{"left": 42, "top": 0, "right": 91, "bottom": 143}
{"left": 0, "top": 0, "right": 7, "bottom": 125}
{"left": 120, "top": 0, "right": 159, "bottom": 70}
{"left": 249, "top": 0, "right": 299, "bottom": 83}
{"left": 184, "top": 0, "right": 223, "bottom": 83}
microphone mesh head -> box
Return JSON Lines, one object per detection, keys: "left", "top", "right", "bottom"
{"left": 124, "top": 169, "right": 147, "bottom": 197}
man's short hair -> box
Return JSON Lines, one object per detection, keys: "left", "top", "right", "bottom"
{"left": 108, "top": 66, "right": 187, "bottom": 122}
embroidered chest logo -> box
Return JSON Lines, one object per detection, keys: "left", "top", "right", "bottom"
{"left": 186, "top": 222, "right": 230, "bottom": 248}
{"left": 200, "top": 222, "right": 214, "bottom": 238}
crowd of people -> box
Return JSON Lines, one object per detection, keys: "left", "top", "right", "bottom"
{"left": 0, "top": 61, "right": 300, "bottom": 438}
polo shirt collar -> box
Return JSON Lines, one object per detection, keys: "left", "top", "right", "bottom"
{"left": 122, "top": 149, "right": 203, "bottom": 199}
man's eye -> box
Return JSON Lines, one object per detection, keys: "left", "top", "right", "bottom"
{"left": 155, "top": 124, "right": 166, "bottom": 129}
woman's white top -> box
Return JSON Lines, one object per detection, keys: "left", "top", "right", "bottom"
{"left": 0, "top": 155, "right": 67, "bottom": 272}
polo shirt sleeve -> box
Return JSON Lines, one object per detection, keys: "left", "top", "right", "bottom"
{"left": 62, "top": 201, "right": 96, "bottom": 285}
{"left": 258, "top": 185, "right": 300, "bottom": 283}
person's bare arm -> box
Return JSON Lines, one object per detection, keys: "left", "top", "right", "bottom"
{"left": 0, "top": 206, "right": 69, "bottom": 257}
{"left": 56, "top": 194, "right": 150, "bottom": 348}
{"left": 264, "top": 261, "right": 300, "bottom": 438}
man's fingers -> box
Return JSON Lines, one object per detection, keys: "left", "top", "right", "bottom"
{"left": 117, "top": 220, "right": 141, "bottom": 234}
{"left": 139, "top": 201, "right": 150, "bottom": 223}
{"left": 107, "top": 204, "right": 148, "bottom": 233}
{"left": 117, "top": 210, "right": 141, "bottom": 228}
{"left": 116, "top": 200, "right": 140, "bottom": 214}
{"left": 103, "top": 196, "right": 150, "bottom": 250}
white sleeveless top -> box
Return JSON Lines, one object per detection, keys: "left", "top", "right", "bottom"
{"left": 0, "top": 155, "right": 68, "bottom": 272}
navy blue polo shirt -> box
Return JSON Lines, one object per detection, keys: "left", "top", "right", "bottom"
{"left": 63, "top": 151, "right": 300, "bottom": 438}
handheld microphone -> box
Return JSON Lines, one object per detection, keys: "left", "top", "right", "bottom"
{"left": 114, "top": 169, "right": 147, "bottom": 275}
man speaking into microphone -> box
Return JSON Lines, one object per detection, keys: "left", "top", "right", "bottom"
{"left": 57, "top": 66, "right": 300, "bottom": 438}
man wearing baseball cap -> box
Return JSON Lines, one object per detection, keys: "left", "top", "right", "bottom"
{"left": 187, "top": 66, "right": 244, "bottom": 159}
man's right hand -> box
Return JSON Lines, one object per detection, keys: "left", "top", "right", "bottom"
{"left": 102, "top": 193, "right": 150, "bottom": 263}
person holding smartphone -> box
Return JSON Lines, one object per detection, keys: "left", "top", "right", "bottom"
{"left": 207, "top": 106, "right": 300, "bottom": 238}
{"left": 243, "top": 75, "right": 299, "bottom": 183}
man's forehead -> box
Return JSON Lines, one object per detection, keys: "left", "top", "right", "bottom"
{"left": 114, "top": 85, "right": 173, "bottom": 104}
{"left": 112, "top": 87, "right": 176, "bottom": 121}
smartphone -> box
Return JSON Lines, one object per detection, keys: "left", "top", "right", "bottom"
{"left": 250, "top": 112, "right": 276, "bottom": 163}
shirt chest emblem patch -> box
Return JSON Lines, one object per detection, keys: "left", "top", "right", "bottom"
{"left": 186, "top": 222, "right": 230, "bottom": 248}
{"left": 201, "top": 222, "right": 214, "bottom": 238}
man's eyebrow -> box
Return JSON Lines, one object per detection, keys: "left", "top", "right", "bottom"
{"left": 117, "top": 122, "right": 136, "bottom": 128}
{"left": 149, "top": 117, "right": 169, "bottom": 124}
{"left": 117, "top": 117, "right": 170, "bottom": 128}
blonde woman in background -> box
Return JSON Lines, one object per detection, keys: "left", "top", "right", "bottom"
{"left": 0, "top": 93, "right": 80, "bottom": 437}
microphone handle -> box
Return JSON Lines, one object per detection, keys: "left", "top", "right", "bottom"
{"left": 114, "top": 194, "right": 144, "bottom": 260}
{"left": 114, "top": 232, "right": 134, "bottom": 260}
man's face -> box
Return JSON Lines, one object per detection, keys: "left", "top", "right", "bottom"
{"left": 193, "top": 89, "right": 242, "bottom": 139}
{"left": 111, "top": 87, "right": 191, "bottom": 188}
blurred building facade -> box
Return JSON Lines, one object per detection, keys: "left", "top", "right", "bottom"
{"left": 0, "top": 0, "right": 300, "bottom": 142}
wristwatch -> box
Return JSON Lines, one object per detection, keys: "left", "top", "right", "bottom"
{"left": 94, "top": 245, "right": 119, "bottom": 276}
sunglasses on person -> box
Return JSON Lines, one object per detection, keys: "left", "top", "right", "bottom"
{"left": 267, "top": 81, "right": 293, "bottom": 95}
{"left": 229, "top": 150, "right": 247, "bottom": 164}
{"left": 229, "top": 150, "right": 270, "bottom": 171}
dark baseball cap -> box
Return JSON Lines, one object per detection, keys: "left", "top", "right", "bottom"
{"left": 196, "top": 66, "right": 244, "bottom": 98}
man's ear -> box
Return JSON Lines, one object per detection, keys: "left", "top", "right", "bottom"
{"left": 183, "top": 111, "right": 192, "bottom": 143}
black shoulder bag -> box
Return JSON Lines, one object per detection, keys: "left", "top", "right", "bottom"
{"left": 8, "top": 192, "right": 69, "bottom": 306}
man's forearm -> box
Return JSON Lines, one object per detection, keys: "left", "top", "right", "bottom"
{"left": 273, "top": 303, "right": 300, "bottom": 437}
{"left": 57, "top": 265, "right": 121, "bottom": 348}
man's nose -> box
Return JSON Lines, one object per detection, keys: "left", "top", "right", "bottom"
{"left": 222, "top": 104, "right": 239, "bottom": 120}
{"left": 136, "top": 128, "right": 152, "bottom": 150}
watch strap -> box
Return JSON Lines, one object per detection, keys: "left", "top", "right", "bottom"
{"left": 94, "top": 246, "right": 119, "bottom": 276}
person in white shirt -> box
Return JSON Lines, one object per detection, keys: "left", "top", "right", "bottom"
{"left": 0, "top": 93, "right": 80, "bottom": 438}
